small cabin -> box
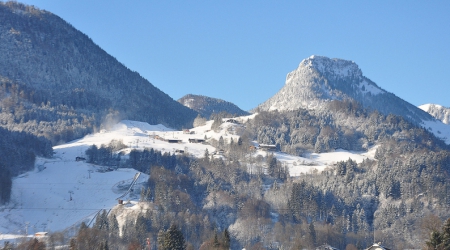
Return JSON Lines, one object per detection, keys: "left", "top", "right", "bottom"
{"left": 76, "top": 157, "right": 86, "bottom": 161}
{"left": 225, "top": 119, "right": 240, "bottom": 124}
{"left": 259, "top": 144, "right": 277, "bottom": 151}
{"left": 214, "top": 149, "right": 225, "bottom": 155}
{"left": 35, "top": 232, "right": 48, "bottom": 237}
{"left": 189, "top": 138, "right": 205, "bottom": 143}
{"left": 166, "top": 139, "right": 182, "bottom": 144}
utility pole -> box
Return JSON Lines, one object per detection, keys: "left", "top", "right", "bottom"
{"left": 25, "top": 222, "right": 29, "bottom": 236}
{"left": 68, "top": 190, "right": 74, "bottom": 201}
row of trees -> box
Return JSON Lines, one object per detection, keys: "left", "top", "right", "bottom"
{"left": 0, "top": 126, "right": 53, "bottom": 204}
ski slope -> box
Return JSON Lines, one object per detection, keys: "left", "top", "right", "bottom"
{"left": 0, "top": 119, "right": 378, "bottom": 241}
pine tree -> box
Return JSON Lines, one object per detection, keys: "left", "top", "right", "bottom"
{"left": 94, "top": 210, "right": 109, "bottom": 231}
{"left": 438, "top": 218, "right": 450, "bottom": 249}
{"left": 159, "top": 224, "right": 186, "bottom": 250}
{"left": 267, "top": 155, "right": 277, "bottom": 177}
{"left": 223, "top": 228, "right": 231, "bottom": 249}
{"left": 219, "top": 136, "right": 224, "bottom": 149}
{"left": 213, "top": 230, "right": 220, "bottom": 248}
{"left": 204, "top": 149, "right": 210, "bottom": 163}
{"left": 309, "top": 222, "right": 317, "bottom": 246}
{"left": 135, "top": 214, "right": 150, "bottom": 246}
{"left": 426, "top": 231, "right": 443, "bottom": 249}
{"left": 157, "top": 230, "right": 166, "bottom": 250}
{"left": 109, "top": 214, "right": 119, "bottom": 237}
{"left": 78, "top": 222, "right": 88, "bottom": 234}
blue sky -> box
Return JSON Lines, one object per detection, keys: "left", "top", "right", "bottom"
{"left": 19, "top": 1, "right": 450, "bottom": 111}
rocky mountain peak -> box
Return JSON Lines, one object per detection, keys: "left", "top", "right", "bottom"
{"left": 298, "top": 55, "right": 362, "bottom": 79}
{"left": 255, "top": 55, "right": 432, "bottom": 125}
{"left": 419, "top": 104, "right": 450, "bottom": 124}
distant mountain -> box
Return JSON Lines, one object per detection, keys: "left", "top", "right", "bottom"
{"left": 254, "top": 55, "right": 450, "bottom": 144}
{"left": 178, "top": 94, "right": 249, "bottom": 119}
{"left": 0, "top": 2, "right": 197, "bottom": 144}
{"left": 255, "top": 55, "right": 433, "bottom": 125}
{"left": 420, "top": 104, "right": 450, "bottom": 124}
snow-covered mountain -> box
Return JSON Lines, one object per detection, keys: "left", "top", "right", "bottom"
{"left": 420, "top": 104, "right": 450, "bottom": 124}
{"left": 0, "top": 2, "right": 197, "bottom": 144}
{"left": 178, "top": 94, "right": 249, "bottom": 119}
{"left": 255, "top": 55, "right": 450, "bottom": 144}
{"left": 255, "top": 55, "right": 432, "bottom": 124}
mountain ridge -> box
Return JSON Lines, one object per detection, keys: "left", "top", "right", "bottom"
{"left": 420, "top": 103, "right": 450, "bottom": 124}
{"left": 0, "top": 2, "right": 197, "bottom": 143}
{"left": 178, "top": 94, "right": 249, "bottom": 119}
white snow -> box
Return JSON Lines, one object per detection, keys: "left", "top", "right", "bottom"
{"left": 419, "top": 103, "right": 450, "bottom": 125}
{"left": 421, "top": 119, "right": 450, "bottom": 144}
{"left": 359, "top": 79, "right": 385, "bottom": 95}
{"left": 254, "top": 146, "right": 378, "bottom": 176}
{"left": 0, "top": 118, "right": 380, "bottom": 241}
{"left": 0, "top": 120, "right": 216, "bottom": 241}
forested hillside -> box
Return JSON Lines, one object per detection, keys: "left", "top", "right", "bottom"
{"left": 178, "top": 94, "right": 249, "bottom": 120}
{"left": 2, "top": 2, "right": 450, "bottom": 249}
{"left": 256, "top": 56, "right": 434, "bottom": 125}
{"left": 60, "top": 101, "right": 450, "bottom": 249}
{"left": 0, "top": 2, "right": 197, "bottom": 145}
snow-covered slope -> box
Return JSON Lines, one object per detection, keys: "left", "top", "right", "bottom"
{"left": 420, "top": 104, "right": 450, "bottom": 124}
{"left": 0, "top": 118, "right": 382, "bottom": 239}
{"left": 0, "top": 120, "right": 212, "bottom": 239}
{"left": 255, "top": 55, "right": 450, "bottom": 144}
{"left": 255, "top": 56, "right": 431, "bottom": 122}
{"left": 255, "top": 146, "right": 378, "bottom": 176}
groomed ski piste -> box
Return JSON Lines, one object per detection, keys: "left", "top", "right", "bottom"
{"left": 0, "top": 117, "right": 378, "bottom": 244}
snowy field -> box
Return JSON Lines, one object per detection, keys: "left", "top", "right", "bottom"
{"left": 0, "top": 118, "right": 379, "bottom": 241}
{"left": 0, "top": 120, "right": 225, "bottom": 241}
{"left": 255, "top": 146, "right": 377, "bottom": 176}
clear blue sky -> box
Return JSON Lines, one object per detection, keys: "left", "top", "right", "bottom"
{"left": 18, "top": 0, "right": 450, "bottom": 111}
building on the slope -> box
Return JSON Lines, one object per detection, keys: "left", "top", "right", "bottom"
{"left": 258, "top": 144, "right": 277, "bottom": 151}
{"left": 166, "top": 139, "right": 182, "bottom": 143}
{"left": 365, "top": 243, "right": 391, "bottom": 250}
{"left": 76, "top": 156, "right": 86, "bottom": 161}
{"left": 213, "top": 149, "right": 225, "bottom": 155}
{"left": 225, "top": 119, "right": 240, "bottom": 124}
{"left": 189, "top": 138, "right": 205, "bottom": 143}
